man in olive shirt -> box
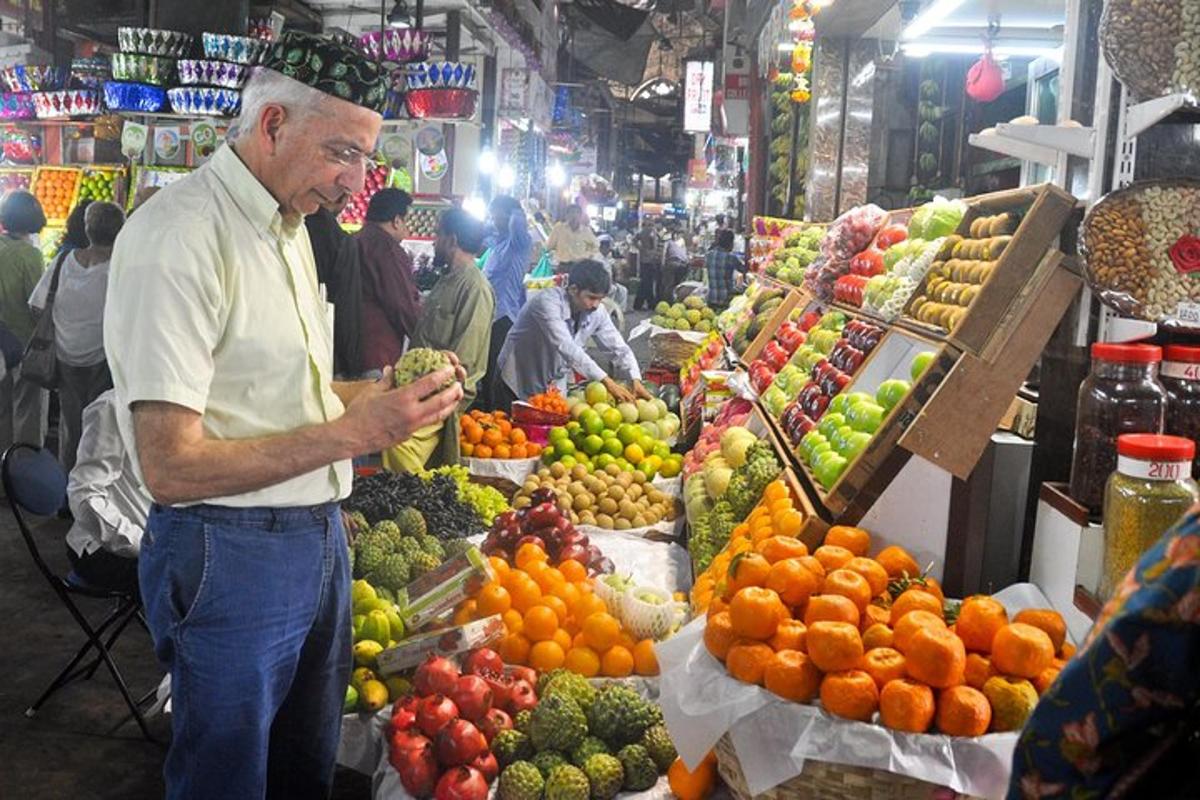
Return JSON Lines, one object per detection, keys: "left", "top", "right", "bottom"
{"left": 0, "top": 190, "right": 48, "bottom": 451}
{"left": 104, "top": 35, "right": 463, "bottom": 800}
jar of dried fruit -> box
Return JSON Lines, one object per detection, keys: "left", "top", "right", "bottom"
{"left": 1069, "top": 344, "right": 1167, "bottom": 513}
{"left": 1100, "top": 434, "right": 1199, "bottom": 601}
{"left": 1161, "top": 345, "right": 1200, "bottom": 478}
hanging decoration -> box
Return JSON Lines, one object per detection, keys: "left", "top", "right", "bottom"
{"left": 783, "top": 0, "right": 817, "bottom": 105}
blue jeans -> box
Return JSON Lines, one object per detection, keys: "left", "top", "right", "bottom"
{"left": 140, "top": 502, "right": 351, "bottom": 800}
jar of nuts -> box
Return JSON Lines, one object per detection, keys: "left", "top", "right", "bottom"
{"left": 1069, "top": 343, "right": 1168, "bottom": 514}
{"left": 1100, "top": 434, "right": 1198, "bottom": 602}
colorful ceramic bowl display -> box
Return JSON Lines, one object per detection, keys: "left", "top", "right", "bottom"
{"left": 0, "top": 93, "right": 35, "bottom": 119}
{"left": 177, "top": 59, "right": 248, "bottom": 89}
{"left": 1, "top": 65, "right": 68, "bottom": 93}
{"left": 70, "top": 57, "right": 110, "bottom": 89}
{"left": 167, "top": 86, "right": 241, "bottom": 116}
{"left": 110, "top": 53, "right": 176, "bottom": 86}
{"left": 33, "top": 90, "right": 101, "bottom": 119}
{"left": 201, "top": 33, "right": 269, "bottom": 65}
{"left": 359, "top": 29, "right": 430, "bottom": 63}
{"left": 103, "top": 81, "right": 167, "bottom": 113}
{"left": 405, "top": 61, "right": 476, "bottom": 90}
{"left": 404, "top": 88, "right": 477, "bottom": 120}
{"left": 118, "top": 27, "right": 194, "bottom": 58}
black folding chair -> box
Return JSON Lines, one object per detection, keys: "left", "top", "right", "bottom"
{"left": 2, "top": 443, "right": 156, "bottom": 741}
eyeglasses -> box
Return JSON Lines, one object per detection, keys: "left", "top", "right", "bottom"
{"left": 320, "top": 142, "right": 380, "bottom": 170}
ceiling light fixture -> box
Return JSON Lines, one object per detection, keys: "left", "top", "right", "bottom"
{"left": 901, "top": 41, "right": 1063, "bottom": 59}
{"left": 902, "top": 0, "right": 966, "bottom": 40}
{"left": 388, "top": 0, "right": 412, "bottom": 29}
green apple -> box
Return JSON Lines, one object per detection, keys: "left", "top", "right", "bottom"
{"left": 800, "top": 430, "right": 826, "bottom": 459}
{"left": 847, "top": 401, "right": 885, "bottom": 434}
{"left": 832, "top": 425, "right": 855, "bottom": 456}
{"left": 910, "top": 351, "right": 935, "bottom": 382}
{"left": 814, "top": 453, "right": 848, "bottom": 489}
{"left": 845, "top": 392, "right": 874, "bottom": 408}
{"left": 809, "top": 441, "right": 832, "bottom": 463}
{"left": 845, "top": 431, "right": 872, "bottom": 459}
{"left": 817, "top": 412, "right": 847, "bottom": 440}
{"left": 827, "top": 394, "right": 852, "bottom": 417}
{"left": 585, "top": 380, "right": 609, "bottom": 405}
{"left": 876, "top": 379, "right": 912, "bottom": 412}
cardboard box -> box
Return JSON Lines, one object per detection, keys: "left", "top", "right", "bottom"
{"left": 900, "top": 184, "right": 1078, "bottom": 355}
{"left": 376, "top": 615, "right": 506, "bottom": 676}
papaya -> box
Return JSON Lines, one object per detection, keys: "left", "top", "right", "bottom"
{"left": 359, "top": 679, "right": 389, "bottom": 712}
{"left": 360, "top": 609, "right": 391, "bottom": 646}
{"left": 343, "top": 684, "right": 359, "bottom": 714}
{"left": 353, "top": 640, "right": 384, "bottom": 668}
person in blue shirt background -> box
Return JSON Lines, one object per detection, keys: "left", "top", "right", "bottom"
{"left": 477, "top": 195, "right": 532, "bottom": 410}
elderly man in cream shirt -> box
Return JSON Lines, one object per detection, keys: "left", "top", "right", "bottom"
{"left": 104, "top": 33, "right": 464, "bottom": 800}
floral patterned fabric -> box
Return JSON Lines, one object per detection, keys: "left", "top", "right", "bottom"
{"left": 262, "top": 31, "right": 387, "bottom": 113}
{"left": 1008, "top": 509, "right": 1200, "bottom": 799}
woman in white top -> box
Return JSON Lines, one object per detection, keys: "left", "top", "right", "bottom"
{"left": 30, "top": 201, "right": 125, "bottom": 472}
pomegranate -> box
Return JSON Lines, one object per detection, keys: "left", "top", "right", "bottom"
{"left": 462, "top": 648, "right": 504, "bottom": 678}
{"left": 507, "top": 665, "right": 537, "bottom": 687}
{"left": 470, "top": 750, "right": 499, "bottom": 782}
{"left": 483, "top": 675, "right": 513, "bottom": 713}
{"left": 416, "top": 694, "right": 459, "bottom": 738}
{"left": 515, "top": 534, "right": 544, "bottom": 551}
{"left": 507, "top": 679, "right": 538, "bottom": 714}
{"left": 558, "top": 543, "right": 589, "bottom": 565}
{"left": 449, "top": 675, "right": 493, "bottom": 722}
{"left": 477, "top": 707, "right": 512, "bottom": 744}
{"left": 434, "top": 766, "right": 490, "bottom": 800}
{"left": 390, "top": 695, "right": 420, "bottom": 733}
{"left": 392, "top": 739, "right": 439, "bottom": 798}
{"left": 414, "top": 655, "right": 460, "bottom": 696}
{"left": 390, "top": 729, "right": 432, "bottom": 755}
{"left": 435, "top": 718, "right": 488, "bottom": 767}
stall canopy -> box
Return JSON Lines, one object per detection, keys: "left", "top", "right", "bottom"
{"left": 566, "top": 14, "right": 658, "bottom": 86}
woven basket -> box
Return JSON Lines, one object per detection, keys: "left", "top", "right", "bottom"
{"left": 650, "top": 331, "right": 703, "bottom": 367}
{"left": 714, "top": 734, "right": 984, "bottom": 800}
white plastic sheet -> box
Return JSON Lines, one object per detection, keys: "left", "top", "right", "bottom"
{"left": 589, "top": 529, "right": 694, "bottom": 594}
{"left": 465, "top": 457, "right": 540, "bottom": 485}
{"left": 339, "top": 709, "right": 390, "bottom": 775}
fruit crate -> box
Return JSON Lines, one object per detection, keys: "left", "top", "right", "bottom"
{"left": 31, "top": 165, "right": 82, "bottom": 226}
{"left": 746, "top": 404, "right": 828, "bottom": 548}
{"left": 737, "top": 287, "right": 809, "bottom": 366}
{"left": 79, "top": 164, "right": 127, "bottom": 205}
{"left": 126, "top": 164, "right": 192, "bottom": 211}
{"left": 898, "top": 183, "right": 1078, "bottom": 356}
{"left": 0, "top": 166, "right": 33, "bottom": 195}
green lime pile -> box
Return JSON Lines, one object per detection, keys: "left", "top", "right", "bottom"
{"left": 79, "top": 170, "right": 118, "bottom": 202}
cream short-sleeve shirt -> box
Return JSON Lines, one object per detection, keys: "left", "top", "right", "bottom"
{"left": 105, "top": 144, "right": 351, "bottom": 507}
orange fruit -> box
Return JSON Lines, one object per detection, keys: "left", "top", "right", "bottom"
{"left": 575, "top": 592, "right": 608, "bottom": 621}
{"left": 862, "top": 603, "right": 891, "bottom": 629}
{"left": 859, "top": 646, "right": 907, "bottom": 689}
{"left": 493, "top": 444, "right": 512, "bottom": 459}
{"left": 1059, "top": 642, "right": 1077, "bottom": 660}
{"left": 460, "top": 442, "right": 475, "bottom": 457}
{"left": 876, "top": 546, "right": 921, "bottom": 579}
{"left": 535, "top": 567, "right": 566, "bottom": 593}
{"left": 473, "top": 445, "right": 493, "bottom": 459}
{"left": 936, "top": 685, "right": 992, "bottom": 736}
{"left": 763, "top": 481, "right": 789, "bottom": 503}
{"left": 523, "top": 605, "right": 560, "bottom": 642}
{"left": 724, "top": 552, "right": 771, "bottom": 598}
{"left": 797, "top": 555, "right": 826, "bottom": 579}
{"left": 477, "top": 583, "right": 513, "bottom": 616}
{"left": 844, "top": 557, "right": 889, "bottom": 597}
{"left": 633, "top": 640, "right": 660, "bottom": 675}
{"left": 704, "top": 612, "right": 736, "bottom": 661}
{"left": 905, "top": 626, "right": 966, "bottom": 688}
{"left": 771, "top": 508, "right": 805, "bottom": 538}
{"left": 757, "top": 536, "right": 809, "bottom": 563}
{"left": 769, "top": 619, "right": 808, "bottom": 653}
{"left": 487, "top": 556, "right": 511, "bottom": 581}
{"left": 582, "top": 612, "right": 622, "bottom": 652}
{"left": 889, "top": 588, "right": 943, "bottom": 625}
{"left": 502, "top": 609, "right": 524, "bottom": 635}
{"left": 1013, "top": 608, "right": 1067, "bottom": 654}
{"left": 508, "top": 577, "right": 543, "bottom": 613}
{"left": 822, "top": 569, "right": 872, "bottom": 612}
{"left": 806, "top": 621, "right": 863, "bottom": 672}
{"left": 766, "top": 558, "right": 820, "bottom": 607}
{"left": 558, "top": 559, "right": 587, "bottom": 583}
{"left": 553, "top": 628, "right": 573, "bottom": 652}
{"left": 573, "top": 632, "right": 587, "bottom": 648}
{"left": 823, "top": 526, "right": 871, "bottom": 556}
{"left": 515, "top": 542, "right": 548, "bottom": 570}
{"left": 763, "top": 649, "right": 821, "bottom": 702}
{"left": 918, "top": 577, "right": 945, "bottom": 604}
{"left": 510, "top": 428, "right": 527, "bottom": 444}
{"left": 991, "top": 623, "right": 1055, "bottom": 679}
{"left": 964, "top": 652, "right": 997, "bottom": 690}
{"left": 540, "top": 595, "right": 569, "bottom": 624}
{"left": 725, "top": 640, "right": 775, "bottom": 685}
{"left": 667, "top": 753, "right": 718, "bottom": 800}
{"left": 529, "top": 640, "right": 566, "bottom": 671}
{"left": 879, "top": 678, "right": 935, "bottom": 733}
{"left": 803, "top": 594, "right": 860, "bottom": 628}
{"left": 982, "top": 676, "right": 1039, "bottom": 732}
{"left": 861, "top": 623, "right": 894, "bottom": 651}
{"left": 499, "top": 633, "right": 531, "bottom": 664}
{"left": 601, "top": 645, "right": 635, "bottom": 678}
{"left": 819, "top": 670, "right": 879, "bottom": 722}
{"left": 453, "top": 601, "right": 476, "bottom": 625}
{"left": 956, "top": 596, "right": 1009, "bottom": 653}
{"left": 729, "top": 587, "right": 790, "bottom": 641}
{"left": 813, "top": 544, "right": 854, "bottom": 573}
{"left": 892, "top": 610, "right": 947, "bottom": 654}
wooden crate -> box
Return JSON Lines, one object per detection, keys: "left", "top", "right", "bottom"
{"left": 738, "top": 287, "right": 808, "bottom": 366}
{"left": 899, "top": 183, "right": 1078, "bottom": 354}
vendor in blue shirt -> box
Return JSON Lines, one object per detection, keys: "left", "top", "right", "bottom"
{"left": 497, "top": 259, "right": 651, "bottom": 408}
{"left": 477, "top": 195, "right": 532, "bottom": 410}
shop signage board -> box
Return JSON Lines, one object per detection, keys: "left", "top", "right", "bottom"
{"left": 722, "top": 52, "right": 751, "bottom": 137}
{"left": 684, "top": 60, "right": 714, "bottom": 133}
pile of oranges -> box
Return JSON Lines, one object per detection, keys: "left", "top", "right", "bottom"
{"left": 460, "top": 410, "right": 542, "bottom": 460}
{"left": 32, "top": 168, "right": 79, "bottom": 221}
{"left": 703, "top": 525, "right": 1073, "bottom": 737}
{"left": 527, "top": 388, "right": 569, "bottom": 416}
{"left": 454, "top": 543, "right": 661, "bottom": 678}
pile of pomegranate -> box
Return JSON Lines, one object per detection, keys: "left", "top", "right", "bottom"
{"left": 388, "top": 649, "right": 538, "bottom": 800}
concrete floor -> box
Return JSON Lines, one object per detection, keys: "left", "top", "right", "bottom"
{"left": 0, "top": 307, "right": 654, "bottom": 799}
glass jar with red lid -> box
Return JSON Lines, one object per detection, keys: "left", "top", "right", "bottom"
{"left": 1161, "top": 344, "right": 1200, "bottom": 477}
{"left": 1100, "top": 434, "right": 1199, "bottom": 600}
{"left": 1069, "top": 343, "right": 1167, "bottom": 513}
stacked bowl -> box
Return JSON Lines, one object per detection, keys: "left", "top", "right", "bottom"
{"left": 102, "top": 26, "right": 194, "bottom": 113}
{"left": 404, "top": 61, "right": 479, "bottom": 120}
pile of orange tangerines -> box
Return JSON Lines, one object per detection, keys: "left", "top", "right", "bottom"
{"left": 527, "top": 388, "right": 570, "bottom": 416}
{"left": 460, "top": 410, "right": 542, "bottom": 460}
{"left": 700, "top": 521, "right": 1072, "bottom": 736}
{"left": 454, "top": 543, "right": 663, "bottom": 679}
